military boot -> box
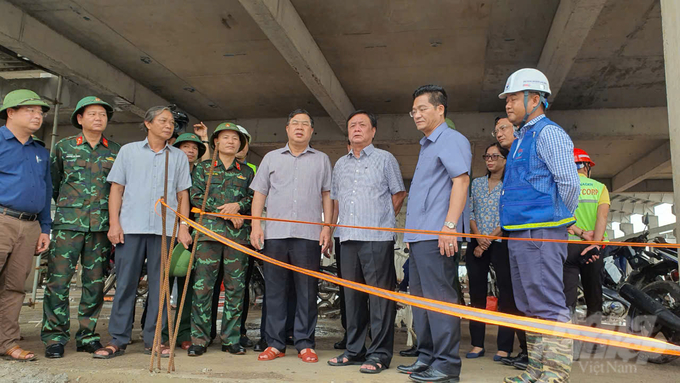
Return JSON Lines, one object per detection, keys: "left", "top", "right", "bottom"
{"left": 504, "top": 332, "right": 544, "bottom": 383}
{"left": 536, "top": 335, "right": 573, "bottom": 383}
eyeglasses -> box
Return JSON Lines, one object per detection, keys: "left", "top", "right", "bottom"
{"left": 22, "top": 107, "right": 48, "bottom": 118}
{"left": 409, "top": 106, "right": 432, "bottom": 118}
{"left": 482, "top": 154, "right": 505, "bottom": 161}
{"left": 492, "top": 124, "right": 512, "bottom": 137}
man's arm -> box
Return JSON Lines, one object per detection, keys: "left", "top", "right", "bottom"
{"left": 176, "top": 189, "right": 193, "bottom": 248}
{"left": 439, "top": 174, "right": 470, "bottom": 257}
{"left": 391, "top": 191, "right": 407, "bottom": 215}
{"left": 331, "top": 199, "right": 339, "bottom": 237}
{"left": 537, "top": 126, "right": 580, "bottom": 213}
{"left": 249, "top": 191, "right": 267, "bottom": 250}
{"left": 320, "top": 190, "right": 332, "bottom": 254}
{"left": 108, "top": 183, "right": 125, "bottom": 245}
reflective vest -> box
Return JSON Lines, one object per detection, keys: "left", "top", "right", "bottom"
{"left": 246, "top": 162, "right": 257, "bottom": 174}
{"left": 569, "top": 174, "right": 608, "bottom": 240}
{"left": 500, "top": 116, "right": 576, "bottom": 231}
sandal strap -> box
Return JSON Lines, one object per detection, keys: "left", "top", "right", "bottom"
{"left": 4, "top": 345, "right": 21, "bottom": 356}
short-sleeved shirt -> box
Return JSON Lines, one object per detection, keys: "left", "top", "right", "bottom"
{"left": 331, "top": 144, "right": 405, "bottom": 242}
{"left": 107, "top": 138, "right": 192, "bottom": 235}
{"left": 51, "top": 134, "right": 121, "bottom": 232}
{"left": 191, "top": 158, "right": 254, "bottom": 244}
{"left": 404, "top": 122, "right": 472, "bottom": 242}
{"left": 249, "top": 144, "right": 332, "bottom": 241}
{"left": 0, "top": 126, "right": 52, "bottom": 233}
{"left": 469, "top": 175, "right": 502, "bottom": 236}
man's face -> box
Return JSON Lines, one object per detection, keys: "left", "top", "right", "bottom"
{"left": 505, "top": 92, "right": 541, "bottom": 125}
{"left": 347, "top": 113, "right": 376, "bottom": 148}
{"left": 78, "top": 105, "right": 108, "bottom": 133}
{"left": 215, "top": 130, "right": 240, "bottom": 156}
{"left": 236, "top": 141, "right": 249, "bottom": 161}
{"left": 179, "top": 142, "right": 199, "bottom": 163}
{"left": 411, "top": 94, "right": 444, "bottom": 133}
{"left": 146, "top": 110, "right": 175, "bottom": 141}
{"left": 285, "top": 113, "right": 313, "bottom": 146}
{"left": 7, "top": 106, "right": 44, "bottom": 133}
{"left": 494, "top": 118, "right": 515, "bottom": 149}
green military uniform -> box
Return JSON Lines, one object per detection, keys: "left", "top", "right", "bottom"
{"left": 190, "top": 123, "right": 253, "bottom": 348}
{"left": 41, "top": 97, "right": 119, "bottom": 348}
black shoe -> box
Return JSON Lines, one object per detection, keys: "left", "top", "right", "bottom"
{"left": 334, "top": 336, "right": 347, "bottom": 350}
{"left": 513, "top": 358, "right": 528, "bottom": 370}
{"left": 399, "top": 345, "right": 419, "bottom": 357}
{"left": 77, "top": 340, "right": 103, "bottom": 353}
{"left": 222, "top": 344, "right": 246, "bottom": 355}
{"left": 501, "top": 352, "right": 527, "bottom": 366}
{"left": 45, "top": 344, "right": 64, "bottom": 359}
{"left": 397, "top": 360, "right": 429, "bottom": 375}
{"left": 240, "top": 334, "right": 253, "bottom": 348}
{"left": 187, "top": 345, "right": 206, "bottom": 356}
{"left": 254, "top": 338, "right": 267, "bottom": 352}
{"left": 285, "top": 336, "right": 294, "bottom": 346}
{"left": 409, "top": 367, "right": 459, "bottom": 382}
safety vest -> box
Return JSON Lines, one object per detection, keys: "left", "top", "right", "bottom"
{"left": 568, "top": 174, "right": 608, "bottom": 241}
{"left": 500, "top": 116, "right": 576, "bottom": 231}
{"left": 246, "top": 162, "right": 257, "bottom": 174}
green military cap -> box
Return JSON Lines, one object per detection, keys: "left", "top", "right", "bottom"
{"left": 173, "top": 132, "right": 207, "bottom": 159}
{"left": 0, "top": 89, "right": 51, "bottom": 120}
{"left": 31, "top": 135, "right": 46, "bottom": 147}
{"left": 445, "top": 117, "right": 456, "bottom": 130}
{"left": 237, "top": 124, "right": 252, "bottom": 144}
{"left": 210, "top": 122, "right": 247, "bottom": 152}
{"left": 71, "top": 96, "right": 114, "bottom": 129}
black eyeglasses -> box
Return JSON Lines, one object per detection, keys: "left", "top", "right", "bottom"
{"left": 482, "top": 154, "right": 505, "bottom": 161}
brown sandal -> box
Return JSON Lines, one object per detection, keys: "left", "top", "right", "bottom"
{"left": 2, "top": 345, "right": 36, "bottom": 362}
{"left": 258, "top": 346, "right": 285, "bottom": 361}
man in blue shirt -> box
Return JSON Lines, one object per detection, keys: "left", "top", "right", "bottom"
{"left": 0, "top": 89, "right": 52, "bottom": 361}
{"left": 397, "top": 85, "right": 471, "bottom": 383}
{"left": 499, "top": 68, "right": 580, "bottom": 383}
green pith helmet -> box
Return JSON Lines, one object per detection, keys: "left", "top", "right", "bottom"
{"left": 173, "top": 132, "right": 207, "bottom": 159}
{"left": 237, "top": 124, "right": 252, "bottom": 144}
{"left": 0, "top": 89, "right": 51, "bottom": 120}
{"left": 445, "top": 117, "right": 456, "bottom": 130}
{"left": 31, "top": 135, "right": 46, "bottom": 147}
{"left": 210, "top": 122, "right": 247, "bottom": 152}
{"left": 169, "top": 244, "right": 191, "bottom": 277}
{"left": 71, "top": 96, "right": 114, "bottom": 129}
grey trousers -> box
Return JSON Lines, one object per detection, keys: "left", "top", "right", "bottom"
{"left": 410, "top": 240, "right": 462, "bottom": 377}
{"left": 108, "top": 234, "right": 168, "bottom": 349}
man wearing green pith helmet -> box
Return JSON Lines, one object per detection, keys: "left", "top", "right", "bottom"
{"left": 41, "top": 96, "right": 120, "bottom": 358}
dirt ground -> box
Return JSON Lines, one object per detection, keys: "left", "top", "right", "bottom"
{"left": 4, "top": 294, "right": 680, "bottom": 383}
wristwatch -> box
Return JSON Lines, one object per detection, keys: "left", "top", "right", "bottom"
{"left": 180, "top": 221, "right": 189, "bottom": 227}
{"left": 444, "top": 221, "right": 457, "bottom": 230}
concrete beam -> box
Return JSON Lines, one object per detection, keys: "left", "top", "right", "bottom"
{"left": 612, "top": 141, "right": 672, "bottom": 192}
{"left": 537, "top": 0, "right": 608, "bottom": 100}
{"left": 0, "top": 0, "right": 178, "bottom": 119}
{"left": 237, "top": 0, "right": 354, "bottom": 133}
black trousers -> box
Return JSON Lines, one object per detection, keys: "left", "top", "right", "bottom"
{"left": 263, "top": 238, "right": 320, "bottom": 351}
{"left": 410, "top": 240, "right": 461, "bottom": 376}
{"left": 334, "top": 237, "right": 348, "bottom": 337}
{"left": 563, "top": 243, "right": 604, "bottom": 324}
{"left": 465, "top": 239, "right": 527, "bottom": 353}
{"left": 240, "top": 254, "right": 256, "bottom": 337}
{"left": 341, "top": 240, "right": 396, "bottom": 367}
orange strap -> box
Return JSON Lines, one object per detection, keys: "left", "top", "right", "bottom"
{"left": 160, "top": 201, "right": 680, "bottom": 357}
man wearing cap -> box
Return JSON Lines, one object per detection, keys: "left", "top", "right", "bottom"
{"left": 188, "top": 123, "right": 254, "bottom": 356}
{"left": 174, "top": 132, "right": 207, "bottom": 169}
{"left": 498, "top": 68, "right": 580, "bottom": 383}
{"left": 41, "top": 96, "right": 120, "bottom": 358}
{"left": 0, "top": 89, "right": 52, "bottom": 361}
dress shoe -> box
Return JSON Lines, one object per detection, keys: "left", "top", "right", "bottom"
{"left": 465, "top": 349, "right": 485, "bottom": 358}
{"left": 285, "top": 336, "right": 294, "bottom": 346}
{"left": 254, "top": 338, "right": 267, "bottom": 352}
{"left": 240, "top": 334, "right": 253, "bottom": 348}
{"left": 501, "top": 352, "right": 527, "bottom": 366}
{"left": 397, "top": 360, "right": 429, "bottom": 374}
{"left": 222, "top": 343, "right": 246, "bottom": 355}
{"left": 513, "top": 356, "right": 529, "bottom": 370}
{"left": 45, "top": 344, "right": 64, "bottom": 358}
{"left": 77, "top": 340, "right": 103, "bottom": 353}
{"left": 334, "top": 335, "right": 347, "bottom": 350}
{"left": 409, "top": 367, "right": 460, "bottom": 382}
{"left": 187, "top": 345, "right": 206, "bottom": 356}
{"left": 399, "top": 345, "right": 419, "bottom": 357}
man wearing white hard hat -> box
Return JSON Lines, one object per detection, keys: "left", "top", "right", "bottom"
{"left": 498, "top": 68, "right": 580, "bottom": 383}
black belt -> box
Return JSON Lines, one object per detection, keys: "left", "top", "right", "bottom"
{"left": 0, "top": 205, "right": 38, "bottom": 221}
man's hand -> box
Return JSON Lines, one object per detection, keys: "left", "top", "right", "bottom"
{"left": 478, "top": 237, "right": 491, "bottom": 250}
{"left": 581, "top": 244, "right": 601, "bottom": 264}
{"left": 581, "top": 230, "right": 595, "bottom": 241}
{"left": 473, "top": 246, "right": 484, "bottom": 258}
{"left": 178, "top": 226, "right": 193, "bottom": 249}
{"left": 217, "top": 202, "right": 240, "bottom": 217}
{"left": 108, "top": 223, "right": 125, "bottom": 245}
{"left": 35, "top": 233, "right": 50, "bottom": 254}
{"left": 323, "top": 237, "right": 334, "bottom": 259}
{"left": 438, "top": 226, "right": 458, "bottom": 257}
{"left": 193, "top": 122, "right": 209, "bottom": 140}
{"left": 250, "top": 224, "right": 264, "bottom": 250}
{"left": 320, "top": 226, "right": 332, "bottom": 255}
{"left": 229, "top": 217, "right": 244, "bottom": 229}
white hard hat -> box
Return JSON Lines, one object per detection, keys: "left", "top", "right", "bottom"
{"left": 236, "top": 124, "right": 251, "bottom": 143}
{"left": 498, "top": 68, "right": 551, "bottom": 99}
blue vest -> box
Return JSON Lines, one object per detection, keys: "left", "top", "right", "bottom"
{"left": 500, "top": 117, "right": 575, "bottom": 231}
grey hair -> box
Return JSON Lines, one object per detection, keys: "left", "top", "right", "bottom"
{"left": 140, "top": 106, "right": 173, "bottom": 131}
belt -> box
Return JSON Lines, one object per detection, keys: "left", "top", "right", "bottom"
{"left": 0, "top": 205, "right": 38, "bottom": 221}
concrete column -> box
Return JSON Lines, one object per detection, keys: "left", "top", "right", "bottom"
{"left": 646, "top": 214, "right": 659, "bottom": 229}
{"left": 620, "top": 223, "right": 634, "bottom": 237}
{"left": 606, "top": 229, "right": 615, "bottom": 240}
{"left": 660, "top": 0, "right": 680, "bottom": 244}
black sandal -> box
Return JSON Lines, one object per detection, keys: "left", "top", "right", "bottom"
{"left": 327, "top": 352, "right": 364, "bottom": 366}
{"left": 144, "top": 345, "right": 171, "bottom": 358}
{"left": 360, "top": 359, "right": 386, "bottom": 374}
{"left": 187, "top": 344, "right": 206, "bottom": 357}
{"left": 92, "top": 344, "right": 125, "bottom": 359}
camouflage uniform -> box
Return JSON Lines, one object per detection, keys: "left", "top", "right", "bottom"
{"left": 41, "top": 134, "right": 120, "bottom": 347}
{"left": 190, "top": 157, "right": 254, "bottom": 347}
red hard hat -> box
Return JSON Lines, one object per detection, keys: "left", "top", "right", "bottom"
{"left": 574, "top": 148, "right": 595, "bottom": 167}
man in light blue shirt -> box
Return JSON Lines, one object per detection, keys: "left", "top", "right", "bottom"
{"left": 398, "top": 85, "right": 471, "bottom": 383}
{"left": 93, "top": 106, "right": 192, "bottom": 359}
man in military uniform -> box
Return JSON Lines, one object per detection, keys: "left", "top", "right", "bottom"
{"left": 188, "top": 123, "right": 253, "bottom": 356}
{"left": 41, "top": 96, "right": 120, "bottom": 358}
{"left": 174, "top": 132, "right": 207, "bottom": 169}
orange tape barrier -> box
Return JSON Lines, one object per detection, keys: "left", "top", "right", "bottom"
{"left": 155, "top": 201, "right": 680, "bottom": 357}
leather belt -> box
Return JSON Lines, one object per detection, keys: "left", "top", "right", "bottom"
{"left": 0, "top": 205, "right": 38, "bottom": 221}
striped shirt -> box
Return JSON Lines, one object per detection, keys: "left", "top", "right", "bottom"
{"left": 515, "top": 114, "right": 580, "bottom": 213}
{"left": 331, "top": 144, "right": 405, "bottom": 242}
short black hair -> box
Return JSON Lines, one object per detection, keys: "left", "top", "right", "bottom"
{"left": 346, "top": 110, "right": 377, "bottom": 131}
{"left": 413, "top": 85, "right": 448, "bottom": 117}
{"left": 287, "top": 109, "right": 314, "bottom": 128}
{"left": 485, "top": 142, "right": 510, "bottom": 180}
{"left": 495, "top": 116, "right": 503, "bottom": 126}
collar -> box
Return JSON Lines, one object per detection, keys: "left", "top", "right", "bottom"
{"left": 214, "top": 157, "right": 241, "bottom": 171}
{"left": 76, "top": 133, "right": 109, "bottom": 148}
{"left": 0, "top": 126, "right": 13, "bottom": 141}
{"left": 346, "top": 144, "right": 375, "bottom": 159}
{"left": 142, "top": 137, "right": 170, "bottom": 152}
{"left": 516, "top": 114, "right": 546, "bottom": 137}
{"left": 283, "top": 143, "right": 314, "bottom": 156}
{"left": 420, "top": 121, "right": 448, "bottom": 145}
